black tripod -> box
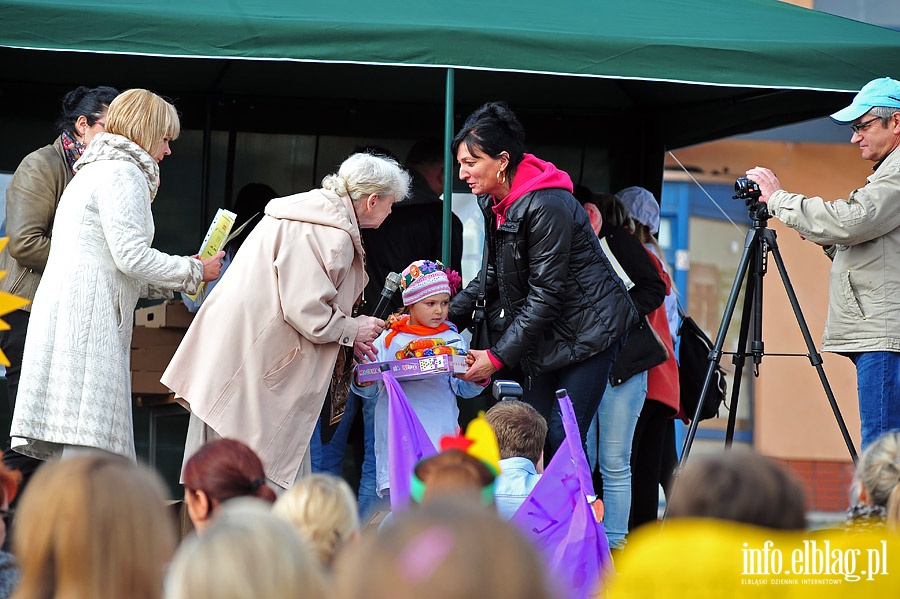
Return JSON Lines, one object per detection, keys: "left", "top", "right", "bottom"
{"left": 677, "top": 197, "right": 858, "bottom": 472}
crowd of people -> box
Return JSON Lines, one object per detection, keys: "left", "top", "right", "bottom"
{"left": 0, "top": 75, "right": 898, "bottom": 596}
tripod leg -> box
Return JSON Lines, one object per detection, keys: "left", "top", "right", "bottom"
{"left": 678, "top": 228, "right": 758, "bottom": 466}
{"left": 725, "top": 269, "right": 757, "bottom": 448}
{"left": 726, "top": 222, "right": 768, "bottom": 447}
{"left": 764, "top": 229, "right": 858, "bottom": 463}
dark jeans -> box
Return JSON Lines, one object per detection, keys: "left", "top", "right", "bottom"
{"left": 0, "top": 309, "right": 29, "bottom": 420}
{"left": 629, "top": 399, "right": 671, "bottom": 530}
{"left": 525, "top": 343, "right": 619, "bottom": 462}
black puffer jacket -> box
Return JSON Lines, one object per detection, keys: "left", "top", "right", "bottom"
{"left": 451, "top": 188, "right": 639, "bottom": 377}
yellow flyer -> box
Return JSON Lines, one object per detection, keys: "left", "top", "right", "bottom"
{"left": 184, "top": 208, "right": 236, "bottom": 301}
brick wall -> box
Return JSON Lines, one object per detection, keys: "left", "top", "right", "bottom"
{"left": 778, "top": 459, "right": 855, "bottom": 513}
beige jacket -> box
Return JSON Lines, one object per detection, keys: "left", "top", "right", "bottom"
{"left": 161, "top": 189, "right": 367, "bottom": 487}
{"left": 0, "top": 138, "right": 72, "bottom": 308}
{"left": 768, "top": 147, "right": 900, "bottom": 353}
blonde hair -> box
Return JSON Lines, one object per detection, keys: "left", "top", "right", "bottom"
{"left": 12, "top": 454, "right": 176, "bottom": 599}
{"left": 165, "top": 498, "right": 326, "bottom": 599}
{"left": 334, "top": 498, "right": 554, "bottom": 599}
{"left": 855, "top": 431, "right": 900, "bottom": 533}
{"left": 272, "top": 473, "right": 359, "bottom": 569}
{"left": 105, "top": 88, "right": 180, "bottom": 158}
{"left": 321, "top": 152, "right": 410, "bottom": 203}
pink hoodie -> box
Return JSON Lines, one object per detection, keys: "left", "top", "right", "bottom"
{"left": 491, "top": 153, "right": 574, "bottom": 228}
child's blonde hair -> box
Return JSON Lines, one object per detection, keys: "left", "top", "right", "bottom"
{"left": 272, "top": 473, "right": 359, "bottom": 569}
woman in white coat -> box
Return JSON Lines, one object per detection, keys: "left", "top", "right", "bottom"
{"left": 10, "top": 89, "right": 224, "bottom": 462}
{"left": 162, "top": 152, "right": 410, "bottom": 490}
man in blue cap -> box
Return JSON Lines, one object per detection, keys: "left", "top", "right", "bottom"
{"left": 746, "top": 77, "right": 900, "bottom": 451}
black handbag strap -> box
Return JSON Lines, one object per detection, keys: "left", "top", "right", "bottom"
{"left": 473, "top": 233, "right": 490, "bottom": 322}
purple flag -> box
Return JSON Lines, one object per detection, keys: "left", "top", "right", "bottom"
{"left": 384, "top": 369, "right": 437, "bottom": 512}
{"left": 510, "top": 390, "right": 613, "bottom": 599}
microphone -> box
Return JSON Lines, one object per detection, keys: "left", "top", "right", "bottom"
{"left": 371, "top": 272, "right": 402, "bottom": 320}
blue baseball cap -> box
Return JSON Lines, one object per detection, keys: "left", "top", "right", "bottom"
{"left": 830, "top": 77, "right": 900, "bottom": 124}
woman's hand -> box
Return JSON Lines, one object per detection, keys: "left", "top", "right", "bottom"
{"left": 200, "top": 251, "right": 226, "bottom": 282}
{"left": 355, "top": 315, "right": 386, "bottom": 344}
{"left": 460, "top": 349, "right": 497, "bottom": 383}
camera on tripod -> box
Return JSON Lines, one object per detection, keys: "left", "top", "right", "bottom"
{"left": 733, "top": 177, "right": 762, "bottom": 204}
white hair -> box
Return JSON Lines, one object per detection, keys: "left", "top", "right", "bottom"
{"left": 854, "top": 430, "right": 900, "bottom": 532}
{"left": 164, "top": 499, "right": 326, "bottom": 599}
{"left": 321, "top": 152, "right": 411, "bottom": 203}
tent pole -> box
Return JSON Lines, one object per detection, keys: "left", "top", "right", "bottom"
{"left": 442, "top": 68, "right": 455, "bottom": 267}
{"left": 200, "top": 96, "right": 213, "bottom": 229}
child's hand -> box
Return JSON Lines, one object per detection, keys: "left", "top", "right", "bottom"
{"left": 354, "top": 341, "right": 377, "bottom": 363}
{"left": 353, "top": 370, "right": 376, "bottom": 388}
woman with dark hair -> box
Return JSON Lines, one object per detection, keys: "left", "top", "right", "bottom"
{"left": 182, "top": 438, "right": 277, "bottom": 533}
{"left": 0, "top": 85, "right": 119, "bottom": 413}
{"left": 450, "top": 101, "right": 638, "bottom": 458}
{"left": 0, "top": 85, "right": 120, "bottom": 513}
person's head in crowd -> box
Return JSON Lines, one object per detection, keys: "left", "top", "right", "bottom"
{"left": 322, "top": 152, "right": 411, "bottom": 229}
{"left": 412, "top": 449, "right": 497, "bottom": 507}
{"left": 55, "top": 85, "right": 120, "bottom": 149}
{"left": 12, "top": 454, "right": 176, "bottom": 599}
{"left": 485, "top": 400, "right": 548, "bottom": 471}
{"left": 575, "top": 186, "right": 635, "bottom": 235}
{"left": 229, "top": 182, "right": 279, "bottom": 251}
{"left": 666, "top": 448, "right": 807, "bottom": 530}
{"left": 617, "top": 186, "right": 660, "bottom": 244}
{"left": 406, "top": 138, "right": 445, "bottom": 195}
{"left": 852, "top": 430, "right": 900, "bottom": 532}
{"left": 105, "top": 88, "right": 181, "bottom": 163}
{"left": 165, "top": 498, "right": 326, "bottom": 599}
{"left": 272, "top": 473, "right": 360, "bottom": 571}
{"left": 182, "top": 438, "right": 277, "bottom": 533}
{"left": 334, "top": 497, "right": 555, "bottom": 599}
{"left": 451, "top": 101, "right": 526, "bottom": 197}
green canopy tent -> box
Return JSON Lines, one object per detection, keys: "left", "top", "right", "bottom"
{"left": 2, "top": 0, "right": 900, "bottom": 258}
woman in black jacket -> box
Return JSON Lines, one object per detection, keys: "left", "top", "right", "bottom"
{"left": 451, "top": 101, "right": 638, "bottom": 457}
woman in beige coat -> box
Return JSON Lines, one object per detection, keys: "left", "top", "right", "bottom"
{"left": 162, "top": 152, "right": 410, "bottom": 489}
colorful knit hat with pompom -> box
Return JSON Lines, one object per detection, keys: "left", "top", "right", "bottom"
{"left": 400, "top": 260, "right": 461, "bottom": 306}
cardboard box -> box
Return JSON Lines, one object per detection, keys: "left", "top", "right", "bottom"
{"left": 131, "top": 346, "right": 177, "bottom": 372}
{"left": 135, "top": 301, "right": 194, "bottom": 329}
{"left": 131, "top": 370, "right": 170, "bottom": 395}
{"left": 356, "top": 354, "right": 467, "bottom": 383}
{"left": 131, "top": 325, "right": 186, "bottom": 349}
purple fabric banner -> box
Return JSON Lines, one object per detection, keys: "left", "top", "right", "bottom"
{"left": 510, "top": 391, "right": 613, "bottom": 599}
{"left": 384, "top": 369, "right": 437, "bottom": 512}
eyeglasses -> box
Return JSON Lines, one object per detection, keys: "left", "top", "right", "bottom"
{"left": 96, "top": 120, "right": 106, "bottom": 129}
{"left": 0, "top": 508, "right": 14, "bottom": 525}
{"left": 850, "top": 116, "right": 881, "bottom": 135}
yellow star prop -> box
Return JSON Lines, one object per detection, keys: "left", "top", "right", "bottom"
{"left": 0, "top": 238, "right": 31, "bottom": 367}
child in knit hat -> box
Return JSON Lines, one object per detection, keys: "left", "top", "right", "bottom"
{"left": 351, "top": 260, "right": 487, "bottom": 500}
